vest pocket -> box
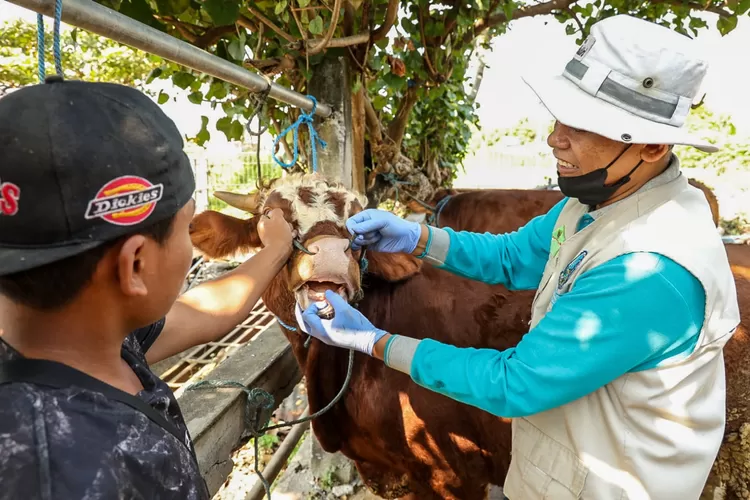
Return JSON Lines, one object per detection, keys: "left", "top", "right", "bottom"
{"left": 505, "top": 418, "right": 588, "bottom": 499}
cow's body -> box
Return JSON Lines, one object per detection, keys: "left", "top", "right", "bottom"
{"left": 191, "top": 175, "right": 749, "bottom": 499}
{"left": 414, "top": 177, "right": 719, "bottom": 232}
{"left": 284, "top": 264, "right": 533, "bottom": 498}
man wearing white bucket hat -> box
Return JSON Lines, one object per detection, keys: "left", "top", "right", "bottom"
{"left": 298, "top": 14, "right": 741, "bottom": 499}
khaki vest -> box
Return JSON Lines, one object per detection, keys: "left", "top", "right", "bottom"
{"left": 503, "top": 167, "right": 740, "bottom": 500}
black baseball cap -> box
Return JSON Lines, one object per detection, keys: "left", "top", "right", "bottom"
{"left": 0, "top": 76, "right": 196, "bottom": 277}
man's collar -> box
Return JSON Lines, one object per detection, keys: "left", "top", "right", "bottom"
{"left": 588, "top": 154, "right": 681, "bottom": 219}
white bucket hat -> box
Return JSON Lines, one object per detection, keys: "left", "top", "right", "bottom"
{"left": 522, "top": 14, "right": 718, "bottom": 153}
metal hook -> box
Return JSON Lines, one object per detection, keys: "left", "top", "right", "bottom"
{"left": 293, "top": 238, "right": 317, "bottom": 255}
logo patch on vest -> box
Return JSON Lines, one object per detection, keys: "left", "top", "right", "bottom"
{"left": 551, "top": 226, "right": 566, "bottom": 258}
{"left": 85, "top": 176, "right": 163, "bottom": 226}
{"left": 558, "top": 250, "right": 588, "bottom": 290}
{"left": 575, "top": 35, "right": 596, "bottom": 59}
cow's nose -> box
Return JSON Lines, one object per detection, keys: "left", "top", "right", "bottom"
{"left": 306, "top": 237, "right": 350, "bottom": 256}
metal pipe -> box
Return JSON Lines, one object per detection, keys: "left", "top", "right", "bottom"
{"left": 244, "top": 408, "right": 311, "bottom": 500}
{"left": 7, "top": 0, "right": 332, "bottom": 118}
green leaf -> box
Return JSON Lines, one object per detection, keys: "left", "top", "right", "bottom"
{"left": 188, "top": 91, "right": 203, "bottom": 104}
{"left": 297, "top": 0, "right": 310, "bottom": 7}
{"left": 206, "top": 81, "right": 228, "bottom": 100}
{"left": 717, "top": 15, "right": 738, "bottom": 35}
{"left": 352, "top": 77, "right": 362, "bottom": 94}
{"left": 119, "top": 0, "right": 166, "bottom": 31}
{"left": 274, "top": 0, "right": 288, "bottom": 15}
{"left": 372, "top": 94, "right": 388, "bottom": 110}
{"left": 158, "top": 90, "right": 169, "bottom": 104}
{"left": 301, "top": 9, "right": 309, "bottom": 24}
{"left": 153, "top": 0, "right": 190, "bottom": 16}
{"left": 146, "top": 67, "right": 163, "bottom": 83}
{"left": 227, "top": 38, "right": 245, "bottom": 60}
{"left": 739, "top": 0, "right": 750, "bottom": 15}
{"left": 172, "top": 71, "right": 195, "bottom": 89}
{"left": 196, "top": 116, "right": 211, "bottom": 145}
{"left": 202, "top": 0, "right": 240, "bottom": 26}
{"left": 230, "top": 119, "right": 245, "bottom": 140}
{"left": 308, "top": 15, "right": 324, "bottom": 35}
{"left": 216, "top": 116, "right": 233, "bottom": 135}
{"left": 503, "top": 1, "right": 515, "bottom": 21}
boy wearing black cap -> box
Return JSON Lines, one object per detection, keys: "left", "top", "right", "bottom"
{"left": 0, "top": 78, "right": 295, "bottom": 499}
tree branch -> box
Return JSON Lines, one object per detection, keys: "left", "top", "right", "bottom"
{"left": 363, "top": 93, "right": 383, "bottom": 143}
{"left": 466, "top": 0, "right": 576, "bottom": 44}
{"left": 468, "top": 33, "right": 489, "bottom": 103}
{"left": 386, "top": 86, "right": 419, "bottom": 149}
{"left": 418, "top": 5, "right": 439, "bottom": 81}
{"left": 301, "top": 32, "right": 369, "bottom": 51}
{"left": 159, "top": 17, "right": 199, "bottom": 42}
{"left": 237, "top": 15, "right": 260, "bottom": 33}
{"left": 566, "top": 6, "right": 585, "bottom": 36}
{"left": 193, "top": 25, "right": 237, "bottom": 48}
{"left": 244, "top": 54, "right": 297, "bottom": 75}
{"left": 370, "top": 0, "right": 399, "bottom": 42}
{"left": 247, "top": 6, "right": 297, "bottom": 44}
{"left": 306, "top": 0, "right": 343, "bottom": 55}
{"left": 659, "top": 0, "right": 733, "bottom": 17}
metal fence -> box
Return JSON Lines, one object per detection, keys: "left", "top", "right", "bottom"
{"left": 189, "top": 148, "right": 284, "bottom": 213}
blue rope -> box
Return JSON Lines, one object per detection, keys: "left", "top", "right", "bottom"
{"left": 36, "top": 14, "right": 45, "bottom": 82}
{"left": 274, "top": 315, "right": 297, "bottom": 332}
{"left": 53, "top": 0, "right": 63, "bottom": 76}
{"left": 272, "top": 95, "right": 327, "bottom": 173}
{"left": 427, "top": 194, "right": 453, "bottom": 227}
{"left": 36, "top": 0, "right": 64, "bottom": 82}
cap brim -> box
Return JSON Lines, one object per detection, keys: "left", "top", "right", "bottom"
{"left": 521, "top": 72, "right": 719, "bottom": 153}
{"left": 0, "top": 240, "right": 106, "bottom": 277}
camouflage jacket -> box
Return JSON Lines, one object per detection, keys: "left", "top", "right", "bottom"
{"left": 0, "top": 320, "right": 209, "bottom": 500}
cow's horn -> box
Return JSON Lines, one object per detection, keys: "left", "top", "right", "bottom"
{"left": 213, "top": 191, "right": 260, "bottom": 212}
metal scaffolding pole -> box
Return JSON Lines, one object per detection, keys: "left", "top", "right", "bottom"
{"left": 6, "top": 0, "right": 332, "bottom": 118}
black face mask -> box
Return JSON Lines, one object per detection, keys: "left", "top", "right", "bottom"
{"left": 557, "top": 145, "right": 644, "bottom": 207}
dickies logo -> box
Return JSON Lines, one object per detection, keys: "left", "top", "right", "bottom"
{"left": 0, "top": 178, "right": 20, "bottom": 216}
{"left": 85, "top": 176, "right": 163, "bottom": 226}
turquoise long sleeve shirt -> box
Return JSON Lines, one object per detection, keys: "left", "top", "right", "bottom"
{"left": 397, "top": 198, "right": 706, "bottom": 418}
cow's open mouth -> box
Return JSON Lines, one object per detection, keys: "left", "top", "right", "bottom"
{"left": 294, "top": 281, "right": 350, "bottom": 319}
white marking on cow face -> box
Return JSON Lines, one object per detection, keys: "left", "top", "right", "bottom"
{"left": 262, "top": 174, "right": 367, "bottom": 237}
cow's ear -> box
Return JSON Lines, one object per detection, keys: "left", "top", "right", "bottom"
{"left": 190, "top": 211, "right": 261, "bottom": 259}
{"left": 365, "top": 251, "right": 422, "bottom": 282}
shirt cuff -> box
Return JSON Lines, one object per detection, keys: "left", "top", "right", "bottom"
{"left": 419, "top": 226, "right": 450, "bottom": 267}
{"left": 384, "top": 335, "right": 421, "bottom": 375}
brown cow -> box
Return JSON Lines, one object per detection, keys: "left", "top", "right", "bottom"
{"left": 190, "top": 173, "right": 535, "bottom": 499}
{"left": 408, "top": 177, "right": 720, "bottom": 231}
{"left": 411, "top": 183, "right": 750, "bottom": 500}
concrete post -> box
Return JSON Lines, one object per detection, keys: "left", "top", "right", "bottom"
{"left": 307, "top": 54, "right": 355, "bottom": 189}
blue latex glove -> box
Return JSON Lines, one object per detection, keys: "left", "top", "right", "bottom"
{"left": 300, "top": 290, "right": 389, "bottom": 355}
{"left": 345, "top": 209, "right": 422, "bottom": 253}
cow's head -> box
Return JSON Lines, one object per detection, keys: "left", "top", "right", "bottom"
{"left": 189, "top": 173, "right": 422, "bottom": 322}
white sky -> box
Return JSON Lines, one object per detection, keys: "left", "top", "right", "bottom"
{"left": 3, "top": 2, "right": 749, "bottom": 148}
